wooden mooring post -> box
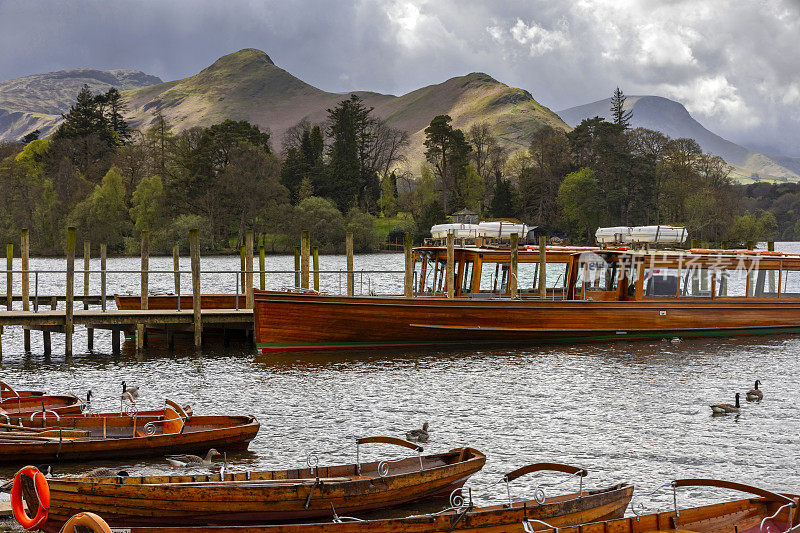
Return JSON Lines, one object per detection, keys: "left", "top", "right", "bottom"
{"left": 173, "top": 245, "right": 180, "bottom": 294}
{"left": 239, "top": 245, "right": 246, "bottom": 295}
{"left": 293, "top": 247, "right": 300, "bottom": 288}
{"left": 245, "top": 230, "right": 254, "bottom": 309}
{"left": 138, "top": 231, "right": 150, "bottom": 350}
{"left": 446, "top": 232, "right": 455, "bottom": 298}
{"left": 259, "top": 241, "right": 266, "bottom": 290}
{"left": 510, "top": 233, "right": 519, "bottom": 298}
{"left": 84, "top": 241, "right": 93, "bottom": 351}
{"left": 5, "top": 243, "right": 11, "bottom": 310}
{"left": 404, "top": 232, "right": 413, "bottom": 298}
{"left": 538, "top": 235, "right": 547, "bottom": 300}
{"left": 300, "top": 230, "right": 310, "bottom": 290}
{"left": 100, "top": 244, "right": 119, "bottom": 354}
{"left": 65, "top": 227, "right": 76, "bottom": 356}
{"left": 346, "top": 232, "right": 354, "bottom": 296}
{"left": 21, "top": 229, "right": 30, "bottom": 352}
{"left": 190, "top": 229, "right": 202, "bottom": 350}
{"left": 312, "top": 247, "right": 319, "bottom": 292}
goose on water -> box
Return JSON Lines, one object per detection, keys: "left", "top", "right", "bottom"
{"left": 166, "top": 449, "right": 221, "bottom": 467}
{"left": 406, "top": 422, "right": 429, "bottom": 443}
{"left": 746, "top": 380, "right": 763, "bottom": 401}
{"left": 121, "top": 381, "right": 139, "bottom": 400}
{"left": 710, "top": 393, "right": 741, "bottom": 414}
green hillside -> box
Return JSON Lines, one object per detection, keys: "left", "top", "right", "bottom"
{"left": 122, "top": 49, "right": 569, "bottom": 170}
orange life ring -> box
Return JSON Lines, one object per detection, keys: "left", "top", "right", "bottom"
{"left": 60, "top": 512, "right": 112, "bottom": 533}
{"left": 10, "top": 465, "right": 50, "bottom": 530}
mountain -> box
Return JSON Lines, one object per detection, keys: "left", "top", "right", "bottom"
{"left": 0, "top": 68, "right": 162, "bottom": 142}
{"left": 558, "top": 96, "right": 799, "bottom": 183}
{"left": 122, "top": 49, "right": 569, "bottom": 170}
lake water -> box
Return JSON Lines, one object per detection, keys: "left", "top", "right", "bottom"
{"left": 0, "top": 246, "right": 798, "bottom": 529}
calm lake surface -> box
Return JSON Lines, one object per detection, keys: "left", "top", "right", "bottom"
{"left": 0, "top": 245, "right": 798, "bottom": 529}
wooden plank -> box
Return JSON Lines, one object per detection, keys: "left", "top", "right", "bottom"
{"left": 404, "top": 232, "right": 413, "bottom": 298}
{"left": 190, "top": 229, "right": 202, "bottom": 349}
{"left": 346, "top": 232, "right": 354, "bottom": 296}
{"left": 65, "top": 226, "right": 76, "bottom": 356}
{"left": 246, "top": 230, "right": 254, "bottom": 309}
{"left": 5, "top": 242, "right": 11, "bottom": 310}
{"left": 510, "top": 233, "right": 518, "bottom": 298}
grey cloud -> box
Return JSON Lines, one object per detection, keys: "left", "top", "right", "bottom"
{"left": 0, "top": 0, "right": 797, "bottom": 155}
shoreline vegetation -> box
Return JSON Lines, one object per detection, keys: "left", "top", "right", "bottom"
{"left": 0, "top": 86, "right": 791, "bottom": 257}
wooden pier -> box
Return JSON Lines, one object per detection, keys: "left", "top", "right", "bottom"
{"left": 1, "top": 226, "right": 407, "bottom": 357}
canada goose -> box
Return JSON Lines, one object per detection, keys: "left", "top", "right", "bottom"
{"left": 166, "top": 448, "right": 220, "bottom": 467}
{"left": 122, "top": 381, "right": 139, "bottom": 399}
{"left": 81, "top": 467, "right": 129, "bottom": 478}
{"left": 406, "top": 422, "right": 429, "bottom": 443}
{"left": 710, "top": 393, "right": 741, "bottom": 414}
{"left": 1, "top": 464, "right": 51, "bottom": 492}
{"left": 746, "top": 380, "right": 763, "bottom": 401}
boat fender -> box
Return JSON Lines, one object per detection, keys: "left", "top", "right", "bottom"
{"left": 11, "top": 465, "right": 50, "bottom": 530}
{"left": 60, "top": 512, "right": 112, "bottom": 533}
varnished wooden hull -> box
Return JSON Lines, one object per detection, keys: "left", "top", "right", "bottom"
{"left": 4, "top": 413, "right": 258, "bottom": 464}
{"left": 254, "top": 291, "right": 800, "bottom": 351}
{"left": 0, "top": 394, "right": 83, "bottom": 417}
{"left": 60, "top": 482, "right": 634, "bottom": 533}
{"left": 27, "top": 448, "right": 486, "bottom": 531}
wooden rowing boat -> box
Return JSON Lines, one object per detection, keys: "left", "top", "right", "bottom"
{"left": 0, "top": 399, "right": 258, "bottom": 464}
{"left": 24, "top": 462, "right": 635, "bottom": 533}
{"left": 0, "top": 393, "right": 83, "bottom": 418}
{"left": 39, "top": 478, "right": 798, "bottom": 533}
{"left": 21, "top": 437, "right": 485, "bottom": 531}
{"left": 0, "top": 381, "right": 45, "bottom": 399}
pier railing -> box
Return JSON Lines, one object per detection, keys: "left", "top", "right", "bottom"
{"left": 2, "top": 268, "right": 408, "bottom": 312}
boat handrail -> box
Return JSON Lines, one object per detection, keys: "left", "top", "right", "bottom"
{"left": 631, "top": 479, "right": 796, "bottom": 524}
{"left": 498, "top": 463, "right": 588, "bottom": 507}
{"left": 355, "top": 436, "right": 424, "bottom": 477}
{"left": 30, "top": 409, "right": 60, "bottom": 423}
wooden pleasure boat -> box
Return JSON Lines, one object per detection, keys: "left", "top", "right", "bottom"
{"left": 31, "top": 477, "right": 797, "bottom": 533}
{"left": 18, "top": 437, "right": 486, "bottom": 531}
{"left": 0, "top": 399, "right": 258, "bottom": 464}
{"left": 255, "top": 225, "right": 800, "bottom": 352}
{"left": 19, "top": 462, "right": 635, "bottom": 533}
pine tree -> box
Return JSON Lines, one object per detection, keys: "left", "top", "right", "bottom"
{"left": 610, "top": 87, "right": 633, "bottom": 129}
{"left": 99, "top": 88, "right": 132, "bottom": 145}
{"left": 53, "top": 84, "right": 111, "bottom": 143}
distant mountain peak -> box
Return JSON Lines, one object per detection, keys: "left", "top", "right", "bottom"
{"left": 558, "top": 95, "right": 799, "bottom": 183}
{"left": 202, "top": 48, "right": 275, "bottom": 73}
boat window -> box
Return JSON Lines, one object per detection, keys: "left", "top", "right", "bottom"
{"left": 434, "top": 259, "right": 447, "bottom": 293}
{"left": 517, "top": 263, "right": 539, "bottom": 292}
{"left": 583, "top": 260, "right": 618, "bottom": 292}
{"left": 643, "top": 268, "right": 679, "bottom": 297}
{"left": 413, "top": 259, "right": 424, "bottom": 294}
{"left": 753, "top": 269, "right": 779, "bottom": 297}
{"left": 421, "top": 255, "right": 438, "bottom": 293}
{"left": 461, "top": 260, "right": 474, "bottom": 293}
{"left": 679, "top": 268, "right": 713, "bottom": 297}
{"left": 716, "top": 269, "right": 748, "bottom": 297}
{"left": 782, "top": 269, "right": 800, "bottom": 297}
{"left": 625, "top": 261, "right": 638, "bottom": 297}
{"left": 479, "top": 262, "right": 509, "bottom": 293}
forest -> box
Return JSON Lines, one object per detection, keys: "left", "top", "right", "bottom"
{"left": 0, "top": 86, "right": 790, "bottom": 255}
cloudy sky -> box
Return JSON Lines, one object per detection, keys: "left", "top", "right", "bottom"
{"left": 1, "top": 0, "right": 798, "bottom": 156}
